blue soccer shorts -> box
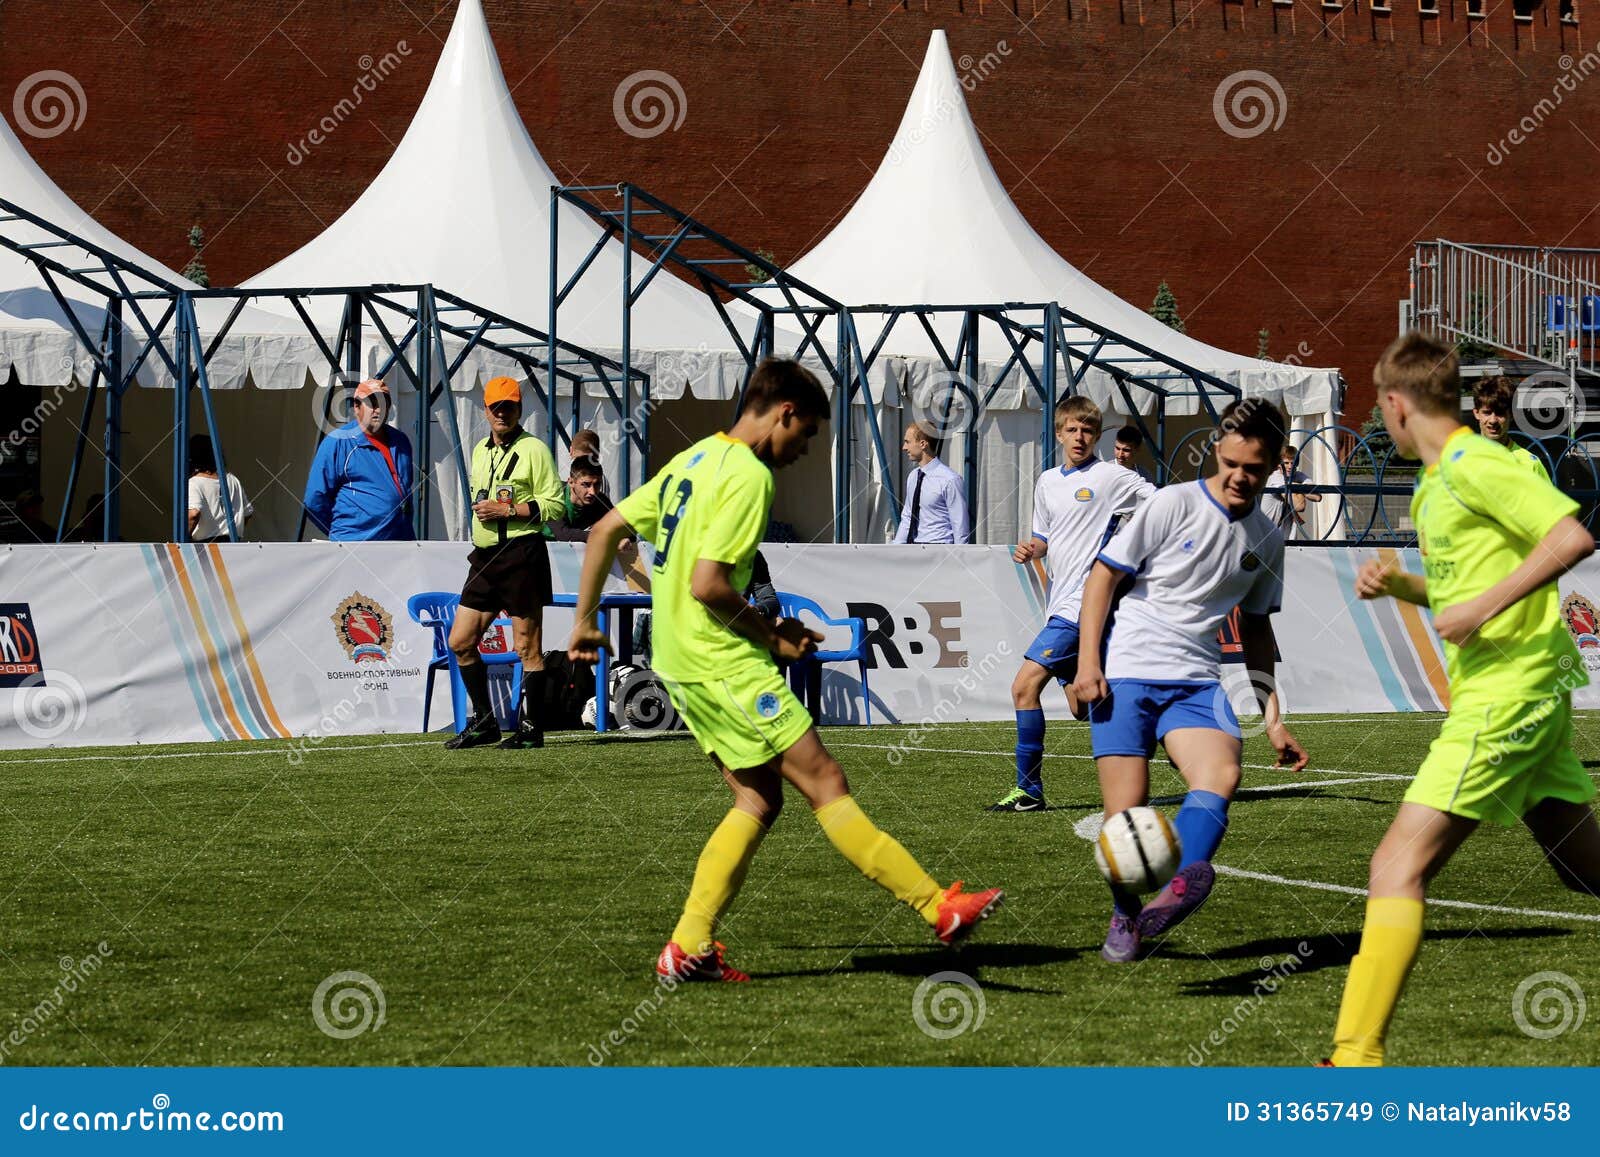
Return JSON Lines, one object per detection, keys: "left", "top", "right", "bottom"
{"left": 1089, "top": 679, "right": 1241, "bottom": 759}
{"left": 1024, "top": 616, "right": 1082, "bottom": 681}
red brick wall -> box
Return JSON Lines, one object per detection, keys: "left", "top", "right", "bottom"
{"left": 5, "top": 0, "right": 1598, "bottom": 419}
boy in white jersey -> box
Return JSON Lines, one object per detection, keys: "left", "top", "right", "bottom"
{"left": 1073, "top": 398, "right": 1308, "bottom": 961}
{"left": 990, "top": 397, "right": 1156, "bottom": 812}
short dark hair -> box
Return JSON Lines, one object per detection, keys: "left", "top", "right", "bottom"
{"left": 188, "top": 435, "right": 217, "bottom": 474}
{"left": 906, "top": 420, "right": 942, "bottom": 460}
{"left": 1114, "top": 425, "right": 1143, "bottom": 449}
{"left": 1375, "top": 330, "right": 1460, "bottom": 416}
{"left": 569, "top": 454, "right": 604, "bottom": 481}
{"left": 1472, "top": 375, "right": 1515, "bottom": 415}
{"left": 1217, "top": 398, "right": 1288, "bottom": 460}
{"left": 743, "top": 358, "right": 830, "bottom": 420}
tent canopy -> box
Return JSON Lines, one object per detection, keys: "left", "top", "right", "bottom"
{"left": 243, "top": 0, "right": 769, "bottom": 400}
{"left": 760, "top": 30, "right": 1341, "bottom": 419}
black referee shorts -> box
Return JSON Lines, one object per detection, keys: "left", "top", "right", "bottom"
{"left": 459, "top": 534, "right": 553, "bottom": 619}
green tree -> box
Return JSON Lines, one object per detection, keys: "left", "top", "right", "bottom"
{"left": 1150, "top": 281, "right": 1186, "bottom": 334}
{"left": 182, "top": 225, "right": 209, "bottom": 288}
{"left": 743, "top": 247, "right": 778, "bottom": 286}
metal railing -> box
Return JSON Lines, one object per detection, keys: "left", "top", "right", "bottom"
{"left": 1167, "top": 423, "right": 1600, "bottom": 545}
{"left": 1411, "top": 239, "right": 1600, "bottom": 374}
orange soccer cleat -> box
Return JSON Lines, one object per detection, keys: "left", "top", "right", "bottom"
{"left": 655, "top": 940, "right": 751, "bottom": 983}
{"left": 934, "top": 880, "right": 1005, "bottom": 946}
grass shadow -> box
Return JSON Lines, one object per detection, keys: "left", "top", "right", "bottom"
{"left": 1164, "top": 926, "right": 1572, "bottom": 996}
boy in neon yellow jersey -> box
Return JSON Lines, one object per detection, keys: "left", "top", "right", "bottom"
{"left": 1327, "top": 332, "right": 1600, "bottom": 1066}
{"left": 569, "top": 359, "right": 1004, "bottom": 982}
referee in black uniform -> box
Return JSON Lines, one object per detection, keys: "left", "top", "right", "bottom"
{"left": 446, "top": 376, "right": 567, "bottom": 750}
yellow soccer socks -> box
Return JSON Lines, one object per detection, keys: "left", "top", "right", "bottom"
{"left": 815, "top": 794, "right": 943, "bottom": 925}
{"left": 671, "top": 808, "right": 768, "bottom": 955}
{"left": 1331, "top": 896, "right": 1425, "bottom": 1066}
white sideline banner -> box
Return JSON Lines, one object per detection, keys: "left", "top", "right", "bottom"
{"left": 2, "top": 542, "right": 1600, "bottom": 749}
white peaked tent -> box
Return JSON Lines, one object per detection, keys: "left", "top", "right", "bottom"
{"left": 0, "top": 116, "right": 311, "bottom": 390}
{"left": 754, "top": 30, "right": 1344, "bottom": 543}
{"left": 775, "top": 30, "right": 1341, "bottom": 415}
{"left": 245, "top": 0, "right": 760, "bottom": 398}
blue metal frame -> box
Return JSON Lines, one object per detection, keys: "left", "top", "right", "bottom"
{"left": 0, "top": 195, "right": 624, "bottom": 542}
{"left": 549, "top": 182, "right": 1249, "bottom": 542}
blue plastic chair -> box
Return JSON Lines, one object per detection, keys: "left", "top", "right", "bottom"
{"left": 1584, "top": 295, "right": 1600, "bottom": 333}
{"left": 1547, "top": 294, "right": 1568, "bottom": 333}
{"left": 776, "top": 591, "right": 872, "bottom": 725}
{"left": 405, "top": 591, "right": 522, "bottom": 733}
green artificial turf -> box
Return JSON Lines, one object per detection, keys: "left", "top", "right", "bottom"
{"left": 1, "top": 715, "right": 1596, "bottom": 1066}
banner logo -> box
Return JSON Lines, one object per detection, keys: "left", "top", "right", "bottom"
{"left": 0, "top": 603, "right": 44, "bottom": 686}
{"left": 1562, "top": 593, "right": 1600, "bottom": 652}
{"left": 331, "top": 593, "right": 394, "bottom": 663}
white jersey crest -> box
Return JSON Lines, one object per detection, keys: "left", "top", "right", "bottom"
{"left": 1031, "top": 458, "right": 1156, "bottom": 624}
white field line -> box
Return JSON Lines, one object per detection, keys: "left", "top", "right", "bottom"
{"left": 1213, "top": 865, "right": 1600, "bottom": 925}
{"left": 827, "top": 741, "right": 1415, "bottom": 782}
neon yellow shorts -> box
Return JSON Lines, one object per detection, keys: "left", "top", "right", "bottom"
{"left": 663, "top": 663, "right": 813, "bottom": 771}
{"left": 1407, "top": 693, "right": 1596, "bottom": 826}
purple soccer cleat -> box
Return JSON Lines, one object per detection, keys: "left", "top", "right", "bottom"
{"left": 1135, "top": 862, "right": 1216, "bottom": 938}
{"left": 1100, "top": 911, "right": 1141, "bottom": 963}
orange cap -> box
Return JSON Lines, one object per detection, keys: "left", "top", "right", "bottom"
{"left": 353, "top": 378, "right": 389, "bottom": 400}
{"left": 484, "top": 376, "right": 522, "bottom": 407}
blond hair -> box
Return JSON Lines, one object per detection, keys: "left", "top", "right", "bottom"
{"left": 1054, "top": 395, "right": 1103, "bottom": 433}
{"left": 1374, "top": 331, "right": 1460, "bottom": 417}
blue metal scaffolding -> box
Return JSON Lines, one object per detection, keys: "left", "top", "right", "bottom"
{"left": 0, "top": 194, "right": 632, "bottom": 542}
{"left": 548, "top": 182, "right": 1250, "bottom": 541}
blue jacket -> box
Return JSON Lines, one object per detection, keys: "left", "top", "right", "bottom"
{"left": 303, "top": 421, "right": 415, "bottom": 541}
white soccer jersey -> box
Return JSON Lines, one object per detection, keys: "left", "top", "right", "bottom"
{"left": 1097, "top": 480, "right": 1285, "bottom": 683}
{"left": 1031, "top": 458, "right": 1156, "bottom": 623}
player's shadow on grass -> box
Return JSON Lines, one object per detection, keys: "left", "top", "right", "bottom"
{"left": 757, "top": 942, "right": 1079, "bottom": 993}
{"left": 1164, "top": 926, "right": 1572, "bottom": 996}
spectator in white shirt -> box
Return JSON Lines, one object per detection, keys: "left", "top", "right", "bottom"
{"left": 187, "top": 436, "right": 253, "bottom": 543}
{"left": 892, "top": 422, "right": 970, "bottom": 544}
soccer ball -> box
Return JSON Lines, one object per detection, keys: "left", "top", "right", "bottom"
{"left": 1093, "top": 807, "right": 1181, "bottom": 894}
{"left": 581, "top": 696, "right": 599, "bottom": 730}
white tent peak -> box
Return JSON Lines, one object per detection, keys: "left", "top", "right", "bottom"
{"left": 781, "top": 29, "right": 1338, "bottom": 408}
{"left": 245, "top": 0, "right": 737, "bottom": 353}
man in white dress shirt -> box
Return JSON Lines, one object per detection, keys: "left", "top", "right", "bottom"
{"left": 892, "top": 423, "right": 969, "bottom": 544}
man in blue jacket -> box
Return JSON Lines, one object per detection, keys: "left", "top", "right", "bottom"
{"left": 303, "top": 379, "right": 415, "bottom": 541}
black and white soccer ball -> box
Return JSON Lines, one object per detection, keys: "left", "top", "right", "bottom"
{"left": 1093, "top": 807, "right": 1181, "bottom": 894}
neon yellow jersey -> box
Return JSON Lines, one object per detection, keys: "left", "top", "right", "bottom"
{"left": 468, "top": 430, "right": 565, "bottom": 549}
{"left": 1412, "top": 428, "right": 1586, "bottom": 705}
{"left": 1509, "top": 443, "right": 1551, "bottom": 480}
{"left": 615, "top": 434, "right": 774, "bottom": 683}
